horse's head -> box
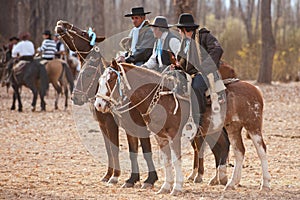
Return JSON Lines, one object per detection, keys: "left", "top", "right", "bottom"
{"left": 55, "top": 20, "right": 105, "bottom": 62}
{"left": 94, "top": 59, "right": 128, "bottom": 112}
{"left": 72, "top": 56, "right": 105, "bottom": 105}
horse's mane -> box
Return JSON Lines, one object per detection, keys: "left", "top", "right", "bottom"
{"left": 120, "top": 62, "right": 162, "bottom": 81}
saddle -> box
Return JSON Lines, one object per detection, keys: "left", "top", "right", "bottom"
{"left": 13, "top": 60, "right": 29, "bottom": 75}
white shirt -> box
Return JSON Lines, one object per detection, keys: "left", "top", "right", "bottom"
{"left": 129, "top": 20, "right": 146, "bottom": 55}
{"left": 144, "top": 31, "right": 181, "bottom": 69}
{"left": 11, "top": 40, "right": 35, "bottom": 58}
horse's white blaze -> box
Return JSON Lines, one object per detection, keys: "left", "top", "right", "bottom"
{"left": 250, "top": 134, "right": 271, "bottom": 189}
{"left": 94, "top": 68, "right": 110, "bottom": 111}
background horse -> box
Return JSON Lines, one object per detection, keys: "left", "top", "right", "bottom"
{"left": 95, "top": 61, "right": 270, "bottom": 194}
{"left": 56, "top": 20, "right": 158, "bottom": 188}
{"left": 55, "top": 20, "right": 233, "bottom": 187}
{"left": 44, "top": 59, "right": 74, "bottom": 110}
{"left": 6, "top": 59, "right": 49, "bottom": 112}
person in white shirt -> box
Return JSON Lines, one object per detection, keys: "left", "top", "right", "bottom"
{"left": 142, "top": 16, "right": 181, "bottom": 72}
{"left": 11, "top": 32, "right": 35, "bottom": 61}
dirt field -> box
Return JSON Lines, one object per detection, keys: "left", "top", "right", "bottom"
{"left": 0, "top": 81, "right": 299, "bottom": 199}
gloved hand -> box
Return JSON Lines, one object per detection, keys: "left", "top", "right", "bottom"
{"left": 125, "top": 56, "right": 135, "bottom": 64}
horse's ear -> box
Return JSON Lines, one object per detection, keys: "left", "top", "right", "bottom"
{"left": 111, "top": 58, "right": 118, "bottom": 69}
{"left": 96, "top": 36, "right": 105, "bottom": 43}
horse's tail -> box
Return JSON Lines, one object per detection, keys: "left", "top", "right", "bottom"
{"left": 62, "top": 62, "right": 74, "bottom": 92}
{"left": 38, "top": 62, "right": 49, "bottom": 97}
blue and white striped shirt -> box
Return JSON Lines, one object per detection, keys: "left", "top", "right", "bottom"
{"left": 38, "top": 39, "right": 57, "bottom": 59}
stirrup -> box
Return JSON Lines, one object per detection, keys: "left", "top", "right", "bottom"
{"left": 182, "top": 116, "right": 197, "bottom": 140}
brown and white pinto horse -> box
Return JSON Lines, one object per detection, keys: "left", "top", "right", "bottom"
{"left": 94, "top": 61, "right": 270, "bottom": 194}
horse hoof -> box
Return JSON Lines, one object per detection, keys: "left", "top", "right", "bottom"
{"left": 155, "top": 188, "right": 170, "bottom": 195}
{"left": 11, "top": 106, "right": 15, "bottom": 110}
{"left": 141, "top": 183, "right": 153, "bottom": 189}
{"left": 121, "top": 182, "right": 134, "bottom": 188}
{"left": 224, "top": 185, "right": 235, "bottom": 191}
{"left": 31, "top": 107, "right": 36, "bottom": 112}
{"left": 219, "top": 176, "right": 228, "bottom": 186}
{"left": 108, "top": 177, "right": 118, "bottom": 184}
{"left": 260, "top": 186, "right": 271, "bottom": 191}
{"left": 194, "top": 175, "right": 203, "bottom": 183}
{"left": 170, "top": 189, "right": 182, "bottom": 196}
{"left": 208, "top": 177, "right": 219, "bottom": 186}
{"left": 101, "top": 177, "right": 109, "bottom": 182}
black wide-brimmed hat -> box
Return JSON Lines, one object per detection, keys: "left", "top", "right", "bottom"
{"left": 174, "top": 13, "right": 199, "bottom": 28}
{"left": 149, "top": 16, "right": 170, "bottom": 29}
{"left": 43, "top": 30, "right": 52, "bottom": 36}
{"left": 124, "top": 7, "right": 151, "bottom": 17}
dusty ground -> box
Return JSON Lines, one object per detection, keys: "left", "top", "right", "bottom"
{"left": 0, "top": 81, "right": 299, "bottom": 199}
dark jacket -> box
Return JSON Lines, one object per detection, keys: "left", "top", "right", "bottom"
{"left": 125, "top": 21, "right": 156, "bottom": 64}
{"left": 177, "top": 28, "right": 223, "bottom": 76}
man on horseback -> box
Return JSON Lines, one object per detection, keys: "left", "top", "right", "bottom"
{"left": 11, "top": 32, "right": 35, "bottom": 62}
{"left": 4, "top": 32, "right": 35, "bottom": 84}
{"left": 54, "top": 33, "right": 66, "bottom": 60}
{"left": 37, "top": 30, "right": 57, "bottom": 61}
{"left": 173, "top": 13, "right": 224, "bottom": 127}
{"left": 142, "top": 16, "right": 181, "bottom": 72}
{"left": 119, "top": 7, "right": 155, "bottom": 66}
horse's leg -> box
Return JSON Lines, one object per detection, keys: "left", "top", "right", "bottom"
{"left": 248, "top": 132, "right": 271, "bottom": 190}
{"left": 139, "top": 137, "right": 158, "bottom": 189}
{"left": 121, "top": 134, "right": 140, "bottom": 188}
{"left": 224, "top": 125, "right": 244, "bottom": 190}
{"left": 155, "top": 135, "right": 173, "bottom": 194}
{"left": 14, "top": 86, "right": 23, "bottom": 112}
{"left": 188, "top": 135, "right": 205, "bottom": 183}
{"left": 170, "top": 134, "right": 184, "bottom": 196}
{"left": 11, "top": 90, "right": 17, "bottom": 110}
{"left": 64, "top": 85, "right": 68, "bottom": 110}
{"left": 104, "top": 115, "right": 121, "bottom": 184}
{"left": 98, "top": 119, "right": 120, "bottom": 184}
{"left": 30, "top": 87, "right": 38, "bottom": 112}
{"left": 39, "top": 90, "right": 46, "bottom": 111}
{"left": 205, "top": 128, "right": 230, "bottom": 186}
{"left": 52, "top": 82, "right": 62, "bottom": 110}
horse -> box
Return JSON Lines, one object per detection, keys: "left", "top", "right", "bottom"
{"left": 55, "top": 20, "right": 159, "bottom": 188}
{"left": 5, "top": 58, "right": 49, "bottom": 112}
{"left": 42, "top": 59, "right": 74, "bottom": 110}
{"left": 54, "top": 20, "right": 232, "bottom": 188}
{"left": 94, "top": 61, "right": 271, "bottom": 194}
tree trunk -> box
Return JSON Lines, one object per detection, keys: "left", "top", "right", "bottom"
{"left": 274, "top": 0, "right": 282, "bottom": 42}
{"left": 215, "top": 0, "right": 222, "bottom": 20}
{"left": 238, "top": 0, "right": 255, "bottom": 45}
{"left": 258, "top": 0, "right": 276, "bottom": 84}
{"left": 230, "top": 0, "right": 237, "bottom": 17}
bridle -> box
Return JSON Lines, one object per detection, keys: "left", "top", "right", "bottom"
{"left": 95, "top": 64, "right": 179, "bottom": 116}
{"left": 58, "top": 23, "right": 94, "bottom": 62}
{"left": 72, "top": 47, "right": 103, "bottom": 103}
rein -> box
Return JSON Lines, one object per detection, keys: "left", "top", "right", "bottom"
{"left": 73, "top": 49, "right": 102, "bottom": 103}
{"left": 59, "top": 24, "right": 94, "bottom": 63}
{"left": 96, "top": 64, "right": 178, "bottom": 116}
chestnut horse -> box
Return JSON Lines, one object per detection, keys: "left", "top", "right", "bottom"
{"left": 43, "top": 59, "right": 74, "bottom": 110}
{"left": 94, "top": 61, "right": 270, "bottom": 194}
{"left": 55, "top": 20, "right": 159, "bottom": 188}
